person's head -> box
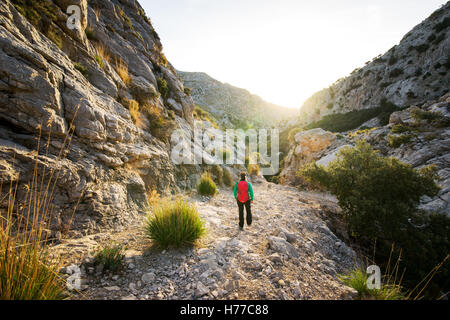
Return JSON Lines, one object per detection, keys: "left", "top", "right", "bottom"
{"left": 240, "top": 172, "right": 247, "bottom": 181}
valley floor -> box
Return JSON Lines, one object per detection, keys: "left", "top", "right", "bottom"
{"left": 53, "top": 179, "right": 358, "bottom": 300}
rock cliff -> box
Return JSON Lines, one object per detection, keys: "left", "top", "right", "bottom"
{"left": 0, "top": 0, "right": 200, "bottom": 237}
{"left": 298, "top": 2, "right": 449, "bottom": 127}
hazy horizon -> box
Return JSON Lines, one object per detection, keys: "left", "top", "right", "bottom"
{"left": 141, "top": 0, "right": 448, "bottom": 109}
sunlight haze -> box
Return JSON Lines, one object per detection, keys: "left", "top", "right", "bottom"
{"left": 141, "top": 0, "right": 448, "bottom": 109}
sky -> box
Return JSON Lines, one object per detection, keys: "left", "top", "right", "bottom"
{"left": 140, "top": 0, "right": 448, "bottom": 109}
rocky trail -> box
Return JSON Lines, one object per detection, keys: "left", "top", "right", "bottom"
{"left": 53, "top": 178, "right": 358, "bottom": 300}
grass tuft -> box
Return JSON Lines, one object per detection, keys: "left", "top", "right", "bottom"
{"left": 115, "top": 59, "right": 131, "bottom": 86}
{"left": 144, "top": 199, "right": 206, "bottom": 249}
{"left": 197, "top": 172, "right": 218, "bottom": 196}
{"left": 93, "top": 242, "right": 125, "bottom": 273}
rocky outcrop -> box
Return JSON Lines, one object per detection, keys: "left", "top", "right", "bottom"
{"left": 279, "top": 128, "right": 340, "bottom": 185}
{"left": 0, "top": 0, "right": 200, "bottom": 237}
{"left": 298, "top": 3, "right": 450, "bottom": 126}
{"left": 281, "top": 93, "right": 450, "bottom": 215}
{"left": 178, "top": 71, "right": 298, "bottom": 128}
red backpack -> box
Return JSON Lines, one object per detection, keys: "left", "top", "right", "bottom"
{"left": 237, "top": 181, "right": 250, "bottom": 203}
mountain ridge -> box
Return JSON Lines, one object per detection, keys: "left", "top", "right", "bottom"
{"left": 178, "top": 70, "right": 298, "bottom": 128}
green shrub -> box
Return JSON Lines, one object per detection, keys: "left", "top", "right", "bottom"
{"left": 410, "top": 107, "right": 440, "bottom": 123}
{"left": 93, "top": 243, "right": 125, "bottom": 273}
{"left": 217, "top": 148, "right": 231, "bottom": 164}
{"left": 391, "top": 124, "right": 410, "bottom": 134}
{"left": 95, "top": 55, "right": 105, "bottom": 70}
{"left": 298, "top": 141, "right": 448, "bottom": 298}
{"left": 306, "top": 99, "right": 398, "bottom": 132}
{"left": 157, "top": 77, "right": 169, "bottom": 101}
{"left": 85, "top": 27, "right": 98, "bottom": 41}
{"left": 74, "top": 62, "right": 89, "bottom": 79}
{"left": 144, "top": 199, "right": 206, "bottom": 248}
{"left": 118, "top": 6, "right": 133, "bottom": 29}
{"left": 13, "top": 0, "right": 58, "bottom": 26}
{"left": 211, "top": 165, "right": 223, "bottom": 185}
{"left": 223, "top": 168, "right": 233, "bottom": 187}
{"left": 197, "top": 172, "right": 218, "bottom": 196}
{"left": 143, "top": 103, "right": 175, "bottom": 143}
{"left": 298, "top": 141, "right": 439, "bottom": 240}
{"left": 193, "top": 106, "right": 219, "bottom": 128}
{"left": 47, "top": 25, "right": 63, "bottom": 49}
{"left": 184, "top": 87, "right": 191, "bottom": 96}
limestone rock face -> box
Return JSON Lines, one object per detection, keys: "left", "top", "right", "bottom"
{"left": 0, "top": 0, "right": 199, "bottom": 236}
{"left": 279, "top": 128, "right": 339, "bottom": 185}
{"left": 297, "top": 3, "right": 450, "bottom": 126}
{"left": 178, "top": 71, "right": 298, "bottom": 128}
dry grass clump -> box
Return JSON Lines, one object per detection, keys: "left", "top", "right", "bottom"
{"left": 115, "top": 59, "right": 131, "bottom": 86}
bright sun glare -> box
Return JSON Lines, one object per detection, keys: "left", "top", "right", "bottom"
{"left": 142, "top": 0, "right": 447, "bottom": 109}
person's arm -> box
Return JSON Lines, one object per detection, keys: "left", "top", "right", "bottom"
{"left": 248, "top": 182, "right": 254, "bottom": 201}
{"left": 234, "top": 182, "right": 239, "bottom": 199}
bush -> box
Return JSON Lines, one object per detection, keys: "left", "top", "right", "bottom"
{"left": 387, "top": 134, "right": 412, "bottom": 148}
{"left": 95, "top": 55, "right": 105, "bottom": 70}
{"left": 85, "top": 27, "right": 98, "bottom": 41}
{"left": 197, "top": 172, "right": 218, "bottom": 196}
{"left": 218, "top": 148, "right": 231, "bottom": 163}
{"left": 93, "top": 243, "right": 125, "bottom": 273}
{"left": 223, "top": 168, "right": 233, "bottom": 187}
{"left": 298, "top": 141, "right": 448, "bottom": 298}
{"left": 157, "top": 78, "right": 169, "bottom": 101}
{"left": 184, "top": 87, "right": 191, "bottom": 96}
{"left": 391, "top": 124, "right": 410, "bottom": 134}
{"left": 248, "top": 164, "right": 260, "bottom": 176}
{"left": 306, "top": 99, "right": 398, "bottom": 132}
{"left": 144, "top": 199, "right": 206, "bottom": 248}
{"left": 410, "top": 107, "right": 440, "bottom": 123}
{"left": 121, "top": 98, "right": 140, "bottom": 124}
{"left": 143, "top": 103, "right": 175, "bottom": 143}
{"left": 211, "top": 165, "right": 223, "bottom": 185}
{"left": 193, "top": 106, "right": 219, "bottom": 128}
{"left": 298, "top": 141, "right": 440, "bottom": 240}
{"left": 74, "top": 62, "right": 89, "bottom": 79}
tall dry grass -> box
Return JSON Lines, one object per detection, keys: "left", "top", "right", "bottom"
{"left": 0, "top": 108, "right": 80, "bottom": 300}
{"left": 115, "top": 58, "right": 130, "bottom": 86}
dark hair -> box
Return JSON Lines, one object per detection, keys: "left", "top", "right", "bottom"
{"left": 240, "top": 172, "right": 247, "bottom": 181}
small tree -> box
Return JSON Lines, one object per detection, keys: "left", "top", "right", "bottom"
{"left": 298, "top": 140, "right": 440, "bottom": 240}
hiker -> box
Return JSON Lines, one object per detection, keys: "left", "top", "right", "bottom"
{"left": 234, "top": 172, "right": 254, "bottom": 230}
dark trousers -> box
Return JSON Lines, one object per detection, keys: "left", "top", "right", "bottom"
{"left": 237, "top": 200, "right": 252, "bottom": 228}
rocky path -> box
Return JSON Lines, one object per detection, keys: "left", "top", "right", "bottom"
{"left": 55, "top": 179, "right": 358, "bottom": 300}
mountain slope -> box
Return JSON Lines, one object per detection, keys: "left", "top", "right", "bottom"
{"left": 0, "top": 0, "right": 200, "bottom": 236}
{"left": 298, "top": 2, "right": 449, "bottom": 127}
{"left": 178, "top": 71, "right": 298, "bottom": 128}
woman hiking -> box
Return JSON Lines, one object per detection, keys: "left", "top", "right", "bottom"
{"left": 233, "top": 172, "right": 254, "bottom": 230}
